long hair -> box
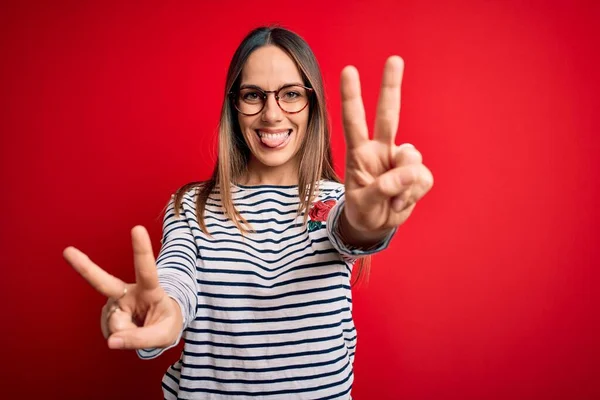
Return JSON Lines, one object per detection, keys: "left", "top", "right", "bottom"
{"left": 173, "top": 26, "right": 369, "bottom": 284}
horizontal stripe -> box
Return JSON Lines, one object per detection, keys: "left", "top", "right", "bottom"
{"left": 181, "top": 351, "right": 348, "bottom": 373}
{"left": 139, "top": 181, "right": 369, "bottom": 400}
{"left": 196, "top": 296, "right": 348, "bottom": 312}
{"left": 196, "top": 236, "right": 330, "bottom": 258}
{"left": 187, "top": 320, "right": 349, "bottom": 337}
{"left": 204, "top": 221, "right": 305, "bottom": 234}
{"left": 178, "top": 361, "right": 349, "bottom": 385}
{"left": 184, "top": 332, "right": 344, "bottom": 349}
{"left": 194, "top": 307, "right": 349, "bottom": 325}
{"left": 197, "top": 227, "right": 316, "bottom": 245}
{"left": 207, "top": 197, "right": 300, "bottom": 209}
{"left": 196, "top": 256, "right": 341, "bottom": 278}
{"left": 177, "top": 369, "right": 352, "bottom": 396}
{"left": 197, "top": 271, "right": 348, "bottom": 289}
{"left": 183, "top": 342, "right": 346, "bottom": 361}
{"left": 198, "top": 283, "right": 350, "bottom": 300}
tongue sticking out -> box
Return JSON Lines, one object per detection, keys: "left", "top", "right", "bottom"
{"left": 260, "top": 131, "right": 289, "bottom": 148}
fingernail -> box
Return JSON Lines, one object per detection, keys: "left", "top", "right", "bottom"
{"left": 108, "top": 337, "right": 124, "bottom": 349}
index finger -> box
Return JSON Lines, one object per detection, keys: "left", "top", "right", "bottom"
{"left": 341, "top": 65, "right": 369, "bottom": 149}
{"left": 63, "top": 246, "right": 126, "bottom": 298}
{"left": 373, "top": 56, "right": 404, "bottom": 145}
{"left": 131, "top": 226, "right": 159, "bottom": 291}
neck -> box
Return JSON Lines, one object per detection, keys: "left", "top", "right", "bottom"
{"left": 239, "top": 157, "right": 300, "bottom": 186}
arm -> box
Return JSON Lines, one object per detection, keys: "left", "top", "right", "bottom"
{"left": 137, "top": 192, "right": 199, "bottom": 359}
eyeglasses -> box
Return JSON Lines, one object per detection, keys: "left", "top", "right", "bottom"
{"left": 229, "top": 84, "right": 314, "bottom": 116}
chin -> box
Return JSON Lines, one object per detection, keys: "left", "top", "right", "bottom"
{"left": 255, "top": 152, "right": 296, "bottom": 168}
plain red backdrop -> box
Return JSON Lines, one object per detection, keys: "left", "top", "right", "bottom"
{"left": 1, "top": 1, "right": 598, "bottom": 399}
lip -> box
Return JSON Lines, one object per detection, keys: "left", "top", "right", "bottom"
{"left": 254, "top": 129, "right": 293, "bottom": 139}
{"left": 255, "top": 128, "right": 292, "bottom": 134}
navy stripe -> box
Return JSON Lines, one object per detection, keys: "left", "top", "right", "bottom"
{"left": 198, "top": 283, "right": 350, "bottom": 300}
{"left": 184, "top": 332, "right": 344, "bottom": 349}
{"left": 195, "top": 308, "right": 349, "bottom": 324}
{"left": 196, "top": 295, "right": 348, "bottom": 312}
{"left": 181, "top": 351, "right": 348, "bottom": 373}
{"left": 161, "top": 381, "right": 178, "bottom": 397}
{"left": 183, "top": 342, "right": 347, "bottom": 361}
{"left": 206, "top": 207, "right": 305, "bottom": 217}
{"left": 207, "top": 197, "right": 299, "bottom": 208}
{"left": 187, "top": 320, "right": 344, "bottom": 337}
{"left": 164, "top": 370, "right": 180, "bottom": 386}
{"left": 204, "top": 221, "right": 305, "bottom": 234}
{"left": 196, "top": 236, "right": 329, "bottom": 258}
{"left": 309, "top": 385, "right": 352, "bottom": 400}
{"left": 211, "top": 188, "right": 300, "bottom": 200}
{"left": 177, "top": 369, "right": 352, "bottom": 396}
{"left": 344, "top": 335, "right": 357, "bottom": 343}
{"left": 232, "top": 183, "right": 299, "bottom": 189}
{"left": 197, "top": 227, "right": 311, "bottom": 245}
{"left": 197, "top": 257, "right": 342, "bottom": 279}
{"left": 178, "top": 361, "right": 350, "bottom": 385}
{"left": 196, "top": 271, "right": 348, "bottom": 289}
{"left": 199, "top": 251, "right": 341, "bottom": 274}
{"left": 205, "top": 214, "right": 300, "bottom": 225}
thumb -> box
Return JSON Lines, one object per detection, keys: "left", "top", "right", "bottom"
{"left": 107, "top": 318, "right": 180, "bottom": 350}
{"left": 107, "top": 308, "right": 137, "bottom": 335}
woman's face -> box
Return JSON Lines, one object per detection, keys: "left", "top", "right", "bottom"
{"left": 236, "top": 45, "right": 310, "bottom": 172}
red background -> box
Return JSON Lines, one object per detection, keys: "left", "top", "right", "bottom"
{"left": 1, "top": 1, "right": 598, "bottom": 399}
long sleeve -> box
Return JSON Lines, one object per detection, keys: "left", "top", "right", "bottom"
{"left": 325, "top": 186, "right": 396, "bottom": 260}
{"left": 137, "top": 192, "right": 199, "bottom": 360}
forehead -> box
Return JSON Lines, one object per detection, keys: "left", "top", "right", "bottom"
{"left": 240, "top": 45, "right": 303, "bottom": 88}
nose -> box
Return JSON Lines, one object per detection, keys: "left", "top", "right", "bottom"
{"left": 261, "top": 93, "right": 284, "bottom": 123}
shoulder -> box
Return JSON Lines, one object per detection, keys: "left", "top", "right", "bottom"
{"left": 173, "top": 180, "right": 218, "bottom": 203}
{"left": 167, "top": 181, "right": 211, "bottom": 215}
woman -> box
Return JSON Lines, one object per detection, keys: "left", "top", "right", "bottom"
{"left": 64, "top": 26, "right": 433, "bottom": 399}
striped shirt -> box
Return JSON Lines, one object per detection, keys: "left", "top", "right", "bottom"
{"left": 138, "top": 180, "right": 394, "bottom": 399}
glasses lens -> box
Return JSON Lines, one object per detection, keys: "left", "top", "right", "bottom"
{"left": 277, "top": 85, "right": 309, "bottom": 113}
{"left": 235, "top": 85, "right": 310, "bottom": 115}
{"left": 236, "top": 89, "right": 264, "bottom": 115}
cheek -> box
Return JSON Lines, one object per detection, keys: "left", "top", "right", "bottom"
{"left": 294, "top": 114, "right": 310, "bottom": 141}
{"left": 238, "top": 115, "right": 248, "bottom": 132}
{"left": 238, "top": 116, "right": 255, "bottom": 143}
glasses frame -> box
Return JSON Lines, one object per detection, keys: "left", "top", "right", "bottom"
{"left": 229, "top": 84, "right": 315, "bottom": 116}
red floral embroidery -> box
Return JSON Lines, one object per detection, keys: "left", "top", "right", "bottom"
{"left": 309, "top": 200, "right": 337, "bottom": 222}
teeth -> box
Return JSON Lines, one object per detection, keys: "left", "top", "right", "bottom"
{"left": 258, "top": 130, "right": 290, "bottom": 139}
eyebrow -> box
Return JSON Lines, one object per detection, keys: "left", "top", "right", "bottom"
{"left": 239, "top": 82, "right": 304, "bottom": 90}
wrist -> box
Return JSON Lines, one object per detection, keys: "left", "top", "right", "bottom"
{"left": 338, "top": 208, "right": 393, "bottom": 248}
{"left": 166, "top": 296, "right": 184, "bottom": 331}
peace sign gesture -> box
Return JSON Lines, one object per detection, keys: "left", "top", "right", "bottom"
{"left": 340, "top": 56, "right": 434, "bottom": 238}
{"left": 63, "top": 226, "right": 182, "bottom": 350}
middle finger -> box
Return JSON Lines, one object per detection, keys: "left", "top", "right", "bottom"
{"left": 374, "top": 56, "right": 404, "bottom": 145}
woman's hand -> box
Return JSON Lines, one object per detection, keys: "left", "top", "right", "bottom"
{"left": 340, "top": 56, "right": 434, "bottom": 242}
{"left": 63, "top": 226, "right": 183, "bottom": 350}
